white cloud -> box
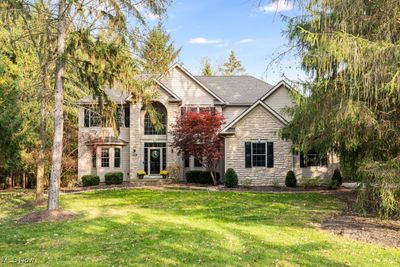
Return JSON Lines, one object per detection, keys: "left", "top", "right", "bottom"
{"left": 261, "top": 0, "right": 293, "bottom": 13}
{"left": 239, "top": 38, "right": 255, "bottom": 44}
{"left": 189, "top": 38, "right": 222, "bottom": 44}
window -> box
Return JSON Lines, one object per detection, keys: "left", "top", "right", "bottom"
{"left": 180, "top": 105, "right": 215, "bottom": 115}
{"left": 114, "top": 148, "right": 121, "bottom": 168}
{"left": 194, "top": 158, "right": 202, "bottom": 167}
{"left": 144, "top": 103, "right": 167, "bottom": 135}
{"left": 92, "top": 150, "right": 96, "bottom": 168}
{"left": 245, "top": 141, "right": 274, "bottom": 168}
{"left": 300, "top": 150, "right": 327, "bottom": 167}
{"left": 252, "top": 143, "right": 266, "bottom": 167}
{"left": 101, "top": 148, "right": 109, "bottom": 167}
{"left": 115, "top": 107, "right": 123, "bottom": 127}
{"left": 84, "top": 107, "right": 101, "bottom": 127}
{"left": 124, "top": 106, "right": 130, "bottom": 128}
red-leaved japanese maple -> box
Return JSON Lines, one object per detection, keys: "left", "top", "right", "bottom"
{"left": 170, "top": 109, "right": 225, "bottom": 185}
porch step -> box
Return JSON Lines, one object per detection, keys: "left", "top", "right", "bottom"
{"left": 130, "top": 178, "right": 168, "bottom": 186}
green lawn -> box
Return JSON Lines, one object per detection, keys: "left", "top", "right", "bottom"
{"left": 0, "top": 189, "right": 399, "bottom": 266}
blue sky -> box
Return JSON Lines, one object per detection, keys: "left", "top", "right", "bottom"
{"left": 151, "top": 0, "right": 306, "bottom": 85}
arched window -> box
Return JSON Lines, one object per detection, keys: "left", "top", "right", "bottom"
{"left": 144, "top": 103, "right": 167, "bottom": 135}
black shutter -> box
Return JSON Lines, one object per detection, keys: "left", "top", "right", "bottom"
{"left": 184, "top": 157, "right": 190, "bottom": 168}
{"left": 181, "top": 106, "right": 186, "bottom": 115}
{"left": 124, "top": 106, "right": 130, "bottom": 128}
{"left": 300, "top": 152, "right": 306, "bottom": 168}
{"left": 84, "top": 109, "right": 90, "bottom": 127}
{"left": 245, "top": 142, "right": 252, "bottom": 168}
{"left": 267, "top": 142, "right": 274, "bottom": 168}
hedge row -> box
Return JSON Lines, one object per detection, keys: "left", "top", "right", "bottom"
{"left": 82, "top": 172, "right": 124, "bottom": 187}
{"left": 186, "top": 171, "right": 220, "bottom": 184}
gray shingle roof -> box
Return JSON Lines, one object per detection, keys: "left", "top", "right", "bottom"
{"left": 195, "top": 76, "right": 274, "bottom": 104}
{"left": 78, "top": 88, "right": 130, "bottom": 104}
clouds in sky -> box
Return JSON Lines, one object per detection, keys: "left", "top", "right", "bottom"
{"left": 189, "top": 38, "right": 255, "bottom": 47}
{"left": 189, "top": 38, "right": 223, "bottom": 44}
{"left": 260, "top": 0, "right": 293, "bottom": 13}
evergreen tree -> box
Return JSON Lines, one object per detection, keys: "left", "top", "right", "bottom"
{"left": 200, "top": 57, "right": 214, "bottom": 76}
{"left": 219, "top": 51, "right": 245, "bottom": 75}
{"left": 139, "top": 23, "right": 181, "bottom": 75}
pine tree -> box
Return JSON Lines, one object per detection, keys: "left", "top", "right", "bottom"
{"left": 200, "top": 57, "right": 214, "bottom": 76}
{"left": 219, "top": 51, "right": 245, "bottom": 75}
{"left": 139, "top": 23, "right": 181, "bottom": 75}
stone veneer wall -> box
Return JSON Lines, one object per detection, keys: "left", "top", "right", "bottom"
{"left": 129, "top": 91, "right": 181, "bottom": 180}
{"left": 225, "top": 105, "right": 293, "bottom": 186}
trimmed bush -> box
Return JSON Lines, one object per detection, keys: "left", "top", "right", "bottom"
{"left": 186, "top": 171, "right": 220, "bottom": 184}
{"left": 331, "top": 168, "right": 343, "bottom": 186}
{"left": 82, "top": 175, "right": 100, "bottom": 187}
{"left": 224, "top": 168, "right": 238, "bottom": 188}
{"left": 285, "top": 171, "right": 297, "bottom": 187}
{"left": 105, "top": 172, "right": 123, "bottom": 185}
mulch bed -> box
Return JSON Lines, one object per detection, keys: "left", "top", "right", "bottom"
{"left": 319, "top": 190, "right": 400, "bottom": 248}
{"left": 16, "top": 210, "right": 78, "bottom": 224}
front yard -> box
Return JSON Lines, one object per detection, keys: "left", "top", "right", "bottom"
{"left": 0, "top": 189, "right": 399, "bottom": 266}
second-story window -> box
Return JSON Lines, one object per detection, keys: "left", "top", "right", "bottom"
{"left": 144, "top": 103, "right": 167, "bottom": 135}
{"left": 180, "top": 105, "right": 215, "bottom": 115}
{"left": 84, "top": 107, "right": 101, "bottom": 127}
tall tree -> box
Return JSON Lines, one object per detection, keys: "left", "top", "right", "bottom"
{"left": 139, "top": 22, "right": 181, "bottom": 75}
{"left": 47, "top": 0, "right": 169, "bottom": 210}
{"left": 219, "top": 50, "right": 246, "bottom": 75}
{"left": 170, "top": 109, "right": 225, "bottom": 185}
{"left": 277, "top": 0, "right": 400, "bottom": 216}
{"left": 199, "top": 57, "right": 214, "bottom": 76}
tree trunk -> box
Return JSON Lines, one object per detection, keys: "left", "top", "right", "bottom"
{"left": 36, "top": 95, "right": 46, "bottom": 202}
{"left": 22, "top": 173, "right": 26, "bottom": 189}
{"left": 48, "top": 0, "right": 67, "bottom": 211}
{"left": 209, "top": 169, "right": 217, "bottom": 186}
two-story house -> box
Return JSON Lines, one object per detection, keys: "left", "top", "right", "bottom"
{"left": 77, "top": 64, "right": 338, "bottom": 185}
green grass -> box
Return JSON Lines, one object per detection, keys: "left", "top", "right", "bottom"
{"left": 0, "top": 189, "right": 399, "bottom": 266}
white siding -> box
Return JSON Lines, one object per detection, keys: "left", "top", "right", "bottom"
{"left": 263, "top": 85, "right": 295, "bottom": 120}
{"left": 160, "top": 68, "right": 215, "bottom": 105}
{"left": 222, "top": 106, "right": 248, "bottom": 125}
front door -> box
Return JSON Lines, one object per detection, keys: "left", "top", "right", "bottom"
{"left": 149, "top": 148, "right": 161, "bottom": 175}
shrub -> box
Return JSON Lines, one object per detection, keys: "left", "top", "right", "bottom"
{"left": 331, "top": 168, "right": 343, "bottom": 186}
{"left": 224, "top": 168, "right": 238, "bottom": 188}
{"left": 272, "top": 178, "right": 280, "bottom": 188}
{"left": 105, "top": 172, "right": 123, "bottom": 185}
{"left": 299, "top": 177, "right": 320, "bottom": 188}
{"left": 186, "top": 171, "right": 220, "bottom": 184}
{"left": 285, "top": 171, "right": 297, "bottom": 187}
{"left": 328, "top": 179, "right": 338, "bottom": 190}
{"left": 82, "top": 175, "right": 100, "bottom": 187}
